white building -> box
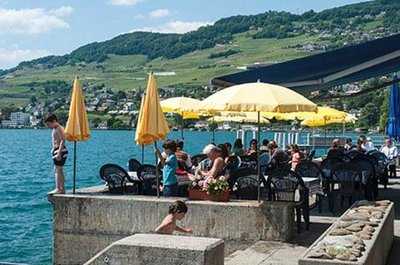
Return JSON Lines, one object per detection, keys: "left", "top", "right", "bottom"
{"left": 10, "top": 112, "right": 30, "bottom": 126}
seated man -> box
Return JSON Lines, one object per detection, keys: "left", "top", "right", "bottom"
{"left": 327, "top": 138, "right": 345, "bottom": 158}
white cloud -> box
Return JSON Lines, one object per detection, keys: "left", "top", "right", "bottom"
{"left": 0, "top": 48, "right": 50, "bottom": 69}
{"left": 49, "top": 6, "right": 74, "bottom": 17}
{"left": 110, "top": 0, "right": 143, "bottom": 6}
{"left": 0, "top": 6, "right": 73, "bottom": 35}
{"left": 132, "top": 20, "right": 212, "bottom": 34}
{"left": 149, "top": 9, "right": 170, "bottom": 19}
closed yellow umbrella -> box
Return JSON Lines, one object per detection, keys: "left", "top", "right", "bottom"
{"left": 160, "top": 97, "right": 201, "bottom": 139}
{"left": 135, "top": 73, "right": 170, "bottom": 145}
{"left": 135, "top": 73, "right": 170, "bottom": 197}
{"left": 300, "top": 107, "right": 354, "bottom": 127}
{"left": 64, "top": 77, "right": 91, "bottom": 193}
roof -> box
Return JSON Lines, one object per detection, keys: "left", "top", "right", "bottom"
{"left": 211, "top": 33, "right": 400, "bottom": 91}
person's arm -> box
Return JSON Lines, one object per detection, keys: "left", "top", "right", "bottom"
{"left": 155, "top": 148, "right": 166, "bottom": 165}
{"left": 56, "top": 127, "right": 65, "bottom": 159}
{"left": 175, "top": 225, "right": 193, "bottom": 234}
{"left": 206, "top": 158, "right": 224, "bottom": 178}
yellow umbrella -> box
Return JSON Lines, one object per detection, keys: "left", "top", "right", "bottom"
{"left": 160, "top": 97, "right": 201, "bottom": 139}
{"left": 198, "top": 82, "right": 317, "bottom": 201}
{"left": 210, "top": 111, "right": 270, "bottom": 124}
{"left": 135, "top": 73, "right": 169, "bottom": 197}
{"left": 198, "top": 82, "right": 317, "bottom": 112}
{"left": 64, "top": 77, "right": 91, "bottom": 193}
{"left": 300, "top": 107, "right": 355, "bottom": 127}
{"left": 135, "top": 73, "right": 170, "bottom": 145}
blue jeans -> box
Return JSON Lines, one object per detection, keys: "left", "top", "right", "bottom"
{"left": 163, "top": 183, "right": 178, "bottom": 197}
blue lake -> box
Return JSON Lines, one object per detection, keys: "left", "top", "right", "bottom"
{"left": 0, "top": 129, "right": 385, "bottom": 264}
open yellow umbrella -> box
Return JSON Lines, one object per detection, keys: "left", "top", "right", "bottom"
{"left": 210, "top": 111, "right": 270, "bottom": 124}
{"left": 135, "top": 73, "right": 170, "bottom": 197}
{"left": 198, "top": 82, "right": 317, "bottom": 201}
{"left": 160, "top": 97, "right": 201, "bottom": 139}
{"left": 64, "top": 77, "right": 91, "bottom": 193}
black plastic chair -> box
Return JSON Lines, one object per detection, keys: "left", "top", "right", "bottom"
{"left": 367, "top": 150, "right": 389, "bottom": 188}
{"left": 329, "top": 162, "right": 363, "bottom": 212}
{"left": 235, "top": 176, "right": 259, "bottom": 200}
{"left": 99, "top": 164, "right": 128, "bottom": 194}
{"left": 128, "top": 158, "right": 141, "bottom": 172}
{"left": 352, "top": 155, "right": 377, "bottom": 200}
{"left": 265, "top": 167, "right": 309, "bottom": 231}
{"left": 295, "top": 161, "right": 326, "bottom": 213}
{"left": 191, "top": 154, "right": 207, "bottom": 167}
{"left": 229, "top": 167, "right": 257, "bottom": 190}
{"left": 137, "top": 164, "right": 162, "bottom": 195}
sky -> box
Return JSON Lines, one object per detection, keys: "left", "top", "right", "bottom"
{"left": 0, "top": 0, "right": 369, "bottom": 69}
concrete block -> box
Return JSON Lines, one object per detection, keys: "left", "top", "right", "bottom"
{"left": 84, "top": 234, "right": 224, "bottom": 265}
{"left": 299, "top": 202, "right": 394, "bottom": 265}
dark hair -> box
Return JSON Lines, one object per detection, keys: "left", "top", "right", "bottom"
{"left": 262, "top": 139, "right": 269, "bottom": 146}
{"left": 162, "top": 140, "right": 177, "bottom": 152}
{"left": 224, "top": 142, "right": 232, "bottom": 150}
{"left": 45, "top": 114, "right": 58, "bottom": 123}
{"left": 233, "top": 138, "right": 243, "bottom": 149}
{"left": 218, "top": 144, "right": 229, "bottom": 158}
{"left": 249, "top": 139, "right": 257, "bottom": 146}
{"left": 168, "top": 200, "right": 188, "bottom": 214}
{"left": 176, "top": 140, "right": 184, "bottom": 149}
{"left": 346, "top": 138, "right": 352, "bottom": 144}
{"left": 290, "top": 144, "right": 300, "bottom": 152}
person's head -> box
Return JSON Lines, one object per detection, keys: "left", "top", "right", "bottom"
{"left": 346, "top": 138, "right": 352, "bottom": 145}
{"left": 233, "top": 138, "right": 243, "bottom": 149}
{"left": 176, "top": 140, "right": 184, "bottom": 151}
{"left": 203, "top": 144, "right": 221, "bottom": 160}
{"left": 262, "top": 139, "right": 269, "bottom": 146}
{"left": 44, "top": 114, "right": 59, "bottom": 128}
{"left": 359, "top": 135, "right": 367, "bottom": 144}
{"left": 168, "top": 200, "right": 188, "bottom": 220}
{"left": 224, "top": 142, "right": 232, "bottom": 152}
{"left": 249, "top": 139, "right": 257, "bottom": 150}
{"left": 331, "top": 139, "right": 340, "bottom": 149}
{"left": 385, "top": 138, "right": 393, "bottom": 147}
{"left": 357, "top": 138, "right": 363, "bottom": 147}
{"left": 218, "top": 144, "right": 229, "bottom": 158}
{"left": 366, "top": 137, "right": 372, "bottom": 143}
{"left": 290, "top": 144, "right": 300, "bottom": 153}
{"left": 162, "top": 140, "right": 177, "bottom": 155}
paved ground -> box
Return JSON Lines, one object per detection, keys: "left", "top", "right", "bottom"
{"left": 225, "top": 178, "right": 400, "bottom": 265}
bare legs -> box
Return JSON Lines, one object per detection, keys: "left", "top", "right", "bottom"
{"left": 54, "top": 165, "right": 65, "bottom": 194}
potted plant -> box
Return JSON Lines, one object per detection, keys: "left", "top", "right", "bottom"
{"left": 206, "top": 177, "right": 230, "bottom": 202}
{"left": 188, "top": 176, "right": 230, "bottom": 202}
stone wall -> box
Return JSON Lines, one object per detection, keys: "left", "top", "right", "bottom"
{"left": 50, "top": 189, "right": 294, "bottom": 265}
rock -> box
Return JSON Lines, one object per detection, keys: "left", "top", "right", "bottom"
{"left": 375, "top": 200, "right": 390, "bottom": 207}
{"left": 342, "top": 213, "right": 370, "bottom": 222}
{"left": 346, "top": 223, "right": 365, "bottom": 232}
{"left": 356, "top": 231, "right": 372, "bottom": 240}
{"left": 336, "top": 221, "right": 357, "bottom": 229}
{"left": 308, "top": 250, "right": 333, "bottom": 260}
{"left": 330, "top": 228, "right": 353, "bottom": 236}
{"left": 363, "top": 225, "right": 375, "bottom": 233}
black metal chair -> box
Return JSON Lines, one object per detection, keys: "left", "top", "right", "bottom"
{"left": 239, "top": 155, "right": 258, "bottom": 169}
{"left": 128, "top": 158, "right": 141, "bottom": 172}
{"left": 99, "top": 164, "right": 128, "bottom": 194}
{"left": 228, "top": 167, "right": 257, "bottom": 190}
{"left": 306, "top": 150, "right": 316, "bottom": 161}
{"left": 137, "top": 164, "right": 162, "bottom": 195}
{"left": 295, "top": 160, "right": 326, "bottom": 213}
{"left": 344, "top": 149, "right": 364, "bottom": 160}
{"left": 265, "top": 166, "right": 309, "bottom": 232}
{"left": 191, "top": 154, "right": 207, "bottom": 167}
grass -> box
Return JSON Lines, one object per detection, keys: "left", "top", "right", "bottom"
{"left": 0, "top": 32, "right": 319, "bottom": 107}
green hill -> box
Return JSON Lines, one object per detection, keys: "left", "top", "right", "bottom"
{"left": 0, "top": 0, "right": 399, "bottom": 116}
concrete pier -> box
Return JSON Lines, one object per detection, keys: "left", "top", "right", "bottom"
{"left": 49, "top": 186, "right": 294, "bottom": 265}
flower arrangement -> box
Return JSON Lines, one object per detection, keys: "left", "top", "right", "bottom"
{"left": 191, "top": 176, "right": 229, "bottom": 195}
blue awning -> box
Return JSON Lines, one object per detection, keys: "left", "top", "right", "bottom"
{"left": 211, "top": 33, "right": 400, "bottom": 91}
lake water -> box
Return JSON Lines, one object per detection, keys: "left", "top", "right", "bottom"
{"left": 0, "top": 129, "right": 385, "bottom": 264}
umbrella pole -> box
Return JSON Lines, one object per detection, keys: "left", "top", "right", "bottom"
{"left": 257, "top": 111, "right": 261, "bottom": 202}
{"left": 212, "top": 116, "right": 215, "bottom": 143}
{"left": 155, "top": 142, "right": 160, "bottom": 198}
{"left": 181, "top": 114, "right": 184, "bottom": 140}
{"left": 141, "top": 144, "right": 144, "bottom": 163}
{"left": 73, "top": 141, "right": 77, "bottom": 194}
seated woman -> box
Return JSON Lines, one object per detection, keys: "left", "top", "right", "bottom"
{"left": 246, "top": 139, "right": 258, "bottom": 156}
{"left": 232, "top": 139, "right": 245, "bottom": 156}
{"left": 175, "top": 140, "right": 192, "bottom": 176}
{"left": 289, "top": 144, "right": 303, "bottom": 170}
{"left": 198, "top": 144, "right": 226, "bottom": 180}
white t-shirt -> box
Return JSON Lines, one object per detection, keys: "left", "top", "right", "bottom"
{"left": 362, "top": 141, "right": 375, "bottom": 152}
{"left": 380, "top": 145, "right": 398, "bottom": 164}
